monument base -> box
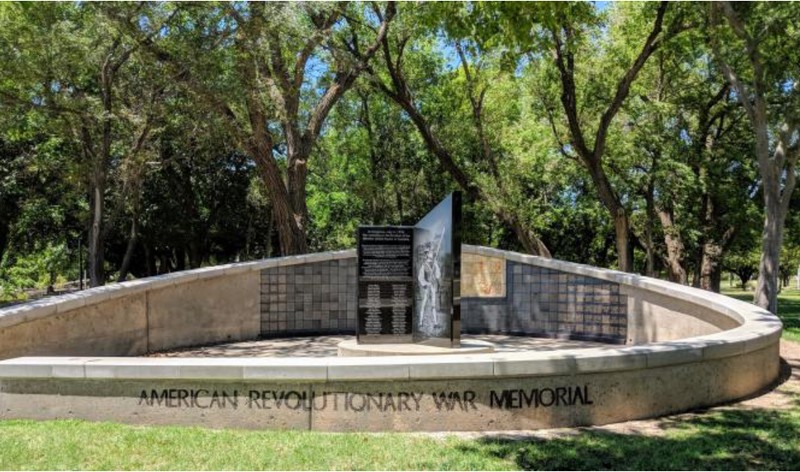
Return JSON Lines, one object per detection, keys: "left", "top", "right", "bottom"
{"left": 337, "top": 339, "right": 494, "bottom": 357}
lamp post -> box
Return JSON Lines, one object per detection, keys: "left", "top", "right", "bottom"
{"left": 78, "top": 235, "right": 83, "bottom": 291}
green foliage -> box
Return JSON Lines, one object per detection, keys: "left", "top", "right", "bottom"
{"left": 0, "top": 242, "right": 72, "bottom": 301}
{"left": 0, "top": 2, "right": 798, "bottom": 295}
{"left": 724, "top": 249, "right": 761, "bottom": 290}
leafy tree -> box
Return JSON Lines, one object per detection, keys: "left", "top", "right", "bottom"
{"left": 710, "top": 1, "right": 800, "bottom": 312}
{"left": 368, "top": 3, "right": 556, "bottom": 256}
{"left": 0, "top": 3, "right": 172, "bottom": 286}
{"left": 128, "top": 2, "right": 396, "bottom": 256}
{"left": 724, "top": 248, "right": 760, "bottom": 290}
{"left": 620, "top": 15, "right": 759, "bottom": 289}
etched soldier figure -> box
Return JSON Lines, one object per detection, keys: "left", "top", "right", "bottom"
{"left": 418, "top": 225, "right": 445, "bottom": 333}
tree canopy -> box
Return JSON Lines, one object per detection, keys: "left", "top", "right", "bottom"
{"left": 0, "top": 1, "right": 798, "bottom": 314}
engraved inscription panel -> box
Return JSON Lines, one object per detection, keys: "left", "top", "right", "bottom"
{"left": 357, "top": 227, "right": 414, "bottom": 343}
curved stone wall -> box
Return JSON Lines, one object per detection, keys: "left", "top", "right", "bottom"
{"left": 0, "top": 246, "right": 783, "bottom": 431}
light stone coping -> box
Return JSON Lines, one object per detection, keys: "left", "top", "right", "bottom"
{"left": 0, "top": 246, "right": 782, "bottom": 383}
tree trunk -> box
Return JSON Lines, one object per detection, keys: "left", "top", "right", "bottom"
{"left": 89, "top": 55, "right": 115, "bottom": 288}
{"left": 504, "top": 213, "right": 552, "bottom": 258}
{"left": 613, "top": 210, "right": 633, "bottom": 273}
{"left": 0, "top": 215, "right": 9, "bottom": 263}
{"left": 699, "top": 241, "right": 723, "bottom": 291}
{"left": 752, "top": 119, "right": 797, "bottom": 313}
{"left": 644, "top": 190, "right": 656, "bottom": 277}
{"left": 175, "top": 247, "right": 186, "bottom": 271}
{"left": 143, "top": 242, "right": 156, "bottom": 277}
{"left": 751, "top": 113, "right": 796, "bottom": 313}
{"left": 265, "top": 210, "right": 274, "bottom": 258}
{"left": 247, "top": 132, "right": 308, "bottom": 255}
{"left": 657, "top": 208, "right": 687, "bottom": 284}
{"left": 755, "top": 193, "right": 785, "bottom": 314}
{"left": 117, "top": 216, "right": 139, "bottom": 282}
{"left": 88, "top": 168, "right": 106, "bottom": 287}
{"left": 710, "top": 264, "right": 722, "bottom": 292}
{"left": 287, "top": 145, "right": 310, "bottom": 244}
{"left": 588, "top": 159, "right": 633, "bottom": 272}
{"left": 158, "top": 254, "right": 171, "bottom": 274}
{"left": 187, "top": 240, "right": 202, "bottom": 269}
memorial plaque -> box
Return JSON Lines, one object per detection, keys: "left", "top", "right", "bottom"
{"left": 357, "top": 227, "right": 414, "bottom": 343}
{"left": 356, "top": 193, "right": 461, "bottom": 347}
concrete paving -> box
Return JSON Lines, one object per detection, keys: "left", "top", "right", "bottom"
{"left": 147, "top": 334, "right": 606, "bottom": 358}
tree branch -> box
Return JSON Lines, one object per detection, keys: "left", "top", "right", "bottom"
{"left": 709, "top": 3, "right": 758, "bottom": 124}
{"left": 304, "top": 2, "right": 396, "bottom": 145}
{"left": 550, "top": 26, "right": 592, "bottom": 160}
{"left": 294, "top": 4, "right": 343, "bottom": 91}
{"left": 594, "top": 1, "right": 668, "bottom": 158}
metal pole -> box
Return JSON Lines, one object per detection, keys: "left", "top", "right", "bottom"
{"left": 78, "top": 235, "right": 83, "bottom": 291}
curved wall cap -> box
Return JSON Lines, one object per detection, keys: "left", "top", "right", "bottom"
{"left": 0, "top": 246, "right": 782, "bottom": 383}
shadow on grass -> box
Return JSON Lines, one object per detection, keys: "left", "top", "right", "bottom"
{"left": 455, "top": 350, "right": 800, "bottom": 470}
{"left": 457, "top": 408, "right": 800, "bottom": 470}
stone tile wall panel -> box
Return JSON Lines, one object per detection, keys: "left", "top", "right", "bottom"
{"left": 260, "top": 259, "right": 357, "bottom": 337}
{"left": 462, "top": 262, "right": 628, "bottom": 344}
{"left": 261, "top": 255, "right": 627, "bottom": 344}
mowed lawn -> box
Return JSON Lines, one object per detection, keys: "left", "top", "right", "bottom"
{"left": 723, "top": 285, "right": 800, "bottom": 343}
{"left": 0, "top": 288, "right": 798, "bottom": 470}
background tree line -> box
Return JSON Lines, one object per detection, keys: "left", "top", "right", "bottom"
{"left": 0, "top": 2, "right": 798, "bottom": 314}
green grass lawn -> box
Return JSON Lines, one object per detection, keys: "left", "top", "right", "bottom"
{"left": 1, "top": 287, "right": 799, "bottom": 470}
{"left": 1, "top": 406, "right": 799, "bottom": 470}
{"left": 722, "top": 285, "right": 800, "bottom": 343}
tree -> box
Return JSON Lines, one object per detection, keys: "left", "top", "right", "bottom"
{"left": 369, "top": 4, "right": 553, "bottom": 256}
{"left": 130, "top": 2, "right": 396, "bottom": 256}
{"left": 724, "top": 249, "right": 760, "bottom": 290}
{"left": 620, "top": 19, "right": 759, "bottom": 290}
{"left": 0, "top": 3, "right": 172, "bottom": 286}
{"left": 438, "top": 2, "right": 694, "bottom": 271}
{"left": 542, "top": 2, "right": 695, "bottom": 272}
{"left": 710, "top": 2, "right": 800, "bottom": 312}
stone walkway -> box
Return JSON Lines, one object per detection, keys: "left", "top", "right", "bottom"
{"left": 148, "top": 334, "right": 606, "bottom": 358}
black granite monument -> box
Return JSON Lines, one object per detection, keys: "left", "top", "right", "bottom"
{"left": 356, "top": 226, "right": 414, "bottom": 343}
{"left": 357, "top": 192, "right": 461, "bottom": 347}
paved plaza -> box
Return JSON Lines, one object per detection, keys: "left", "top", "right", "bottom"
{"left": 147, "top": 334, "right": 605, "bottom": 358}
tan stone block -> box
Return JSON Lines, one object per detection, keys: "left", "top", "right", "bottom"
{"left": 744, "top": 328, "right": 781, "bottom": 353}
{"left": 0, "top": 379, "right": 312, "bottom": 430}
{"left": 85, "top": 358, "right": 183, "bottom": 379}
{"left": 147, "top": 271, "right": 259, "bottom": 352}
{"left": 0, "top": 294, "right": 147, "bottom": 360}
{"left": 244, "top": 360, "right": 327, "bottom": 381}
{"left": 408, "top": 357, "right": 494, "bottom": 379}
{"left": 327, "top": 358, "right": 410, "bottom": 380}
{"left": 573, "top": 349, "right": 647, "bottom": 373}
{"left": 701, "top": 336, "right": 747, "bottom": 360}
{"left": 492, "top": 354, "right": 576, "bottom": 376}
